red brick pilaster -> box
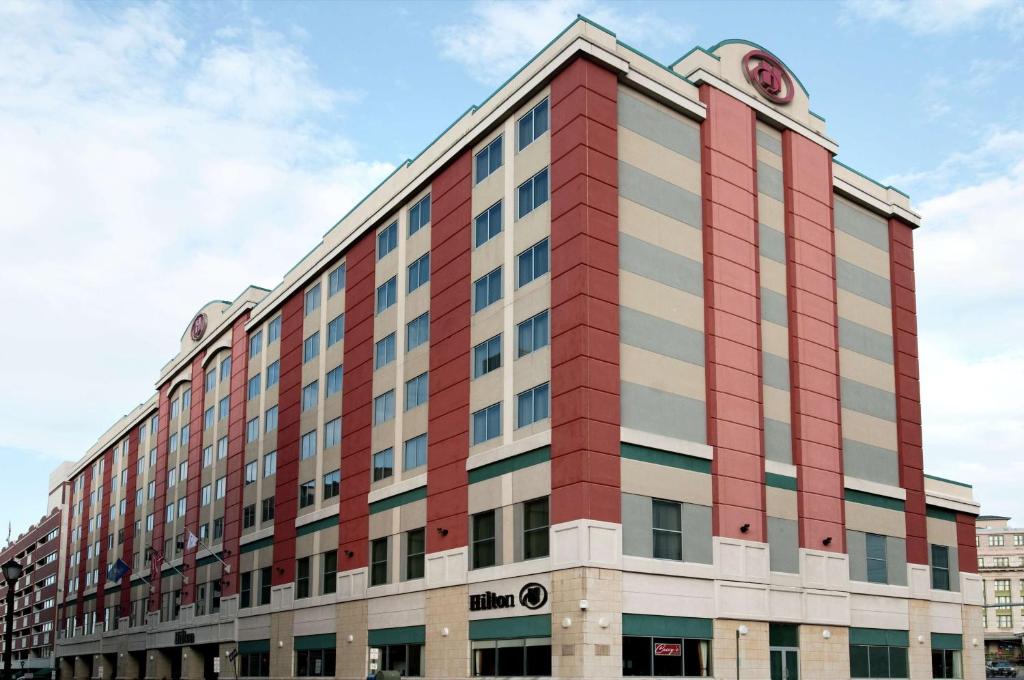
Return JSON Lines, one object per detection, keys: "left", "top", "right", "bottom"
{"left": 149, "top": 383, "right": 171, "bottom": 611}
{"left": 180, "top": 353, "right": 205, "bottom": 605}
{"left": 119, "top": 425, "right": 140, "bottom": 618}
{"left": 272, "top": 294, "right": 305, "bottom": 584}
{"left": 698, "top": 85, "right": 767, "bottom": 541}
{"left": 221, "top": 314, "right": 250, "bottom": 596}
{"left": 94, "top": 448, "right": 113, "bottom": 627}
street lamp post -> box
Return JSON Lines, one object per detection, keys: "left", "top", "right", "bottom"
{"left": 2, "top": 559, "right": 24, "bottom": 680}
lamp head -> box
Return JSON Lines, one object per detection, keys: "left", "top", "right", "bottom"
{"left": 1, "top": 559, "right": 23, "bottom": 582}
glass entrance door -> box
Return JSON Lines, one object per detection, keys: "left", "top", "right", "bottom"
{"left": 770, "top": 646, "right": 799, "bottom": 680}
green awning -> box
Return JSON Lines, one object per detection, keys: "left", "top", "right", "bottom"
{"left": 469, "top": 615, "right": 551, "bottom": 640}
{"left": 368, "top": 625, "right": 426, "bottom": 646}
{"left": 622, "top": 614, "right": 713, "bottom": 640}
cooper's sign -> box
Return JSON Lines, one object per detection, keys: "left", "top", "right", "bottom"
{"left": 469, "top": 582, "right": 548, "bottom": 612}
{"left": 655, "top": 642, "right": 681, "bottom": 657}
{"left": 742, "top": 49, "right": 794, "bottom": 105}
{"left": 189, "top": 313, "right": 208, "bottom": 341}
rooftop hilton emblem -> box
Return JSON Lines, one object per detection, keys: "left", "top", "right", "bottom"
{"left": 742, "top": 49, "right": 794, "bottom": 105}
{"left": 469, "top": 582, "right": 548, "bottom": 612}
{"left": 190, "top": 312, "right": 208, "bottom": 341}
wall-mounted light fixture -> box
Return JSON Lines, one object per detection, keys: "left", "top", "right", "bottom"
{"left": 822, "top": 536, "right": 832, "bottom": 546}
{"left": 436, "top": 527, "right": 448, "bottom": 537}
{"left": 740, "top": 523, "right": 750, "bottom": 533}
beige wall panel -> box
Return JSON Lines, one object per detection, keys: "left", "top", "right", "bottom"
{"left": 399, "top": 499, "right": 426, "bottom": 532}
{"left": 619, "top": 127, "right": 702, "bottom": 192}
{"left": 761, "top": 321, "right": 789, "bottom": 357}
{"left": 404, "top": 348, "right": 429, "bottom": 382}
{"left": 402, "top": 404, "right": 428, "bottom": 441}
{"left": 836, "top": 230, "right": 891, "bottom": 279}
{"left": 927, "top": 516, "right": 960, "bottom": 546}
{"left": 469, "top": 299, "right": 504, "bottom": 346}
{"left": 513, "top": 203, "right": 551, "bottom": 252}
{"left": 514, "top": 129, "right": 550, "bottom": 186}
{"left": 760, "top": 258, "right": 787, "bottom": 294}
{"left": 512, "top": 347, "right": 550, "bottom": 395}
{"left": 405, "top": 286, "right": 430, "bottom": 321}
{"left": 469, "top": 369, "right": 503, "bottom": 414}
{"left": 620, "top": 198, "right": 702, "bottom": 258}
{"left": 368, "top": 509, "right": 392, "bottom": 540}
{"left": 620, "top": 270, "right": 704, "bottom": 330}
{"left": 756, "top": 147, "right": 783, "bottom": 171}
{"left": 513, "top": 283, "right": 550, "bottom": 325}
{"left": 468, "top": 476, "right": 503, "bottom": 514}
{"left": 763, "top": 386, "right": 792, "bottom": 423}
{"left": 838, "top": 290, "right": 893, "bottom": 335}
{"left": 620, "top": 344, "right": 706, "bottom": 402}
{"left": 842, "top": 409, "right": 898, "bottom": 451}
{"left": 839, "top": 348, "right": 896, "bottom": 392}
{"left": 845, "top": 502, "right": 906, "bottom": 538}
{"left": 621, "top": 458, "right": 712, "bottom": 505}
{"left": 765, "top": 487, "right": 798, "bottom": 520}
{"left": 759, "top": 195, "right": 785, "bottom": 229}
{"left": 472, "top": 234, "right": 505, "bottom": 281}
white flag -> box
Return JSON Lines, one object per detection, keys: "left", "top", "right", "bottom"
{"left": 186, "top": 531, "right": 199, "bottom": 551}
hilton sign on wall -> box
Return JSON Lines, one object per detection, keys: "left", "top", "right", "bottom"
{"left": 467, "top": 574, "right": 551, "bottom": 620}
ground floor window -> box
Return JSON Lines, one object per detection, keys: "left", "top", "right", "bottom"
{"left": 850, "top": 644, "right": 908, "bottom": 678}
{"left": 932, "top": 649, "right": 962, "bottom": 679}
{"left": 623, "top": 636, "right": 711, "bottom": 677}
{"left": 238, "top": 651, "right": 269, "bottom": 677}
{"left": 296, "top": 648, "right": 336, "bottom": 677}
{"left": 373, "top": 643, "right": 423, "bottom": 676}
{"left": 472, "top": 638, "right": 551, "bottom": 677}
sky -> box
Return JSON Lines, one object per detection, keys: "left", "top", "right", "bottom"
{"left": 1, "top": 0, "right": 1022, "bottom": 539}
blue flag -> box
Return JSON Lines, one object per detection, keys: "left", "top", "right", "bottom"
{"left": 107, "top": 558, "right": 131, "bottom": 583}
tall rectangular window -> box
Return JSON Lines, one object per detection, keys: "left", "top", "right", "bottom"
{"left": 305, "top": 283, "right": 321, "bottom": 316}
{"left": 371, "top": 538, "right": 388, "bottom": 586}
{"left": 374, "top": 391, "right": 395, "bottom": 425}
{"left": 378, "top": 221, "right": 397, "bottom": 259}
{"left": 295, "top": 557, "right": 310, "bottom": 599}
{"left": 327, "top": 313, "right": 345, "bottom": 347}
{"left": 328, "top": 263, "right": 346, "bottom": 296}
{"left": 324, "top": 418, "right": 341, "bottom": 449}
{"left": 263, "top": 451, "right": 277, "bottom": 477}
{"left": 523, "top": 497, "right": 549, "bottom": 560}
{"left": 652, "top": 499, "right": 683, "bottom": 561}
{"left": 321, "top": 550, "right": 337, "bottom": 595}
{"left": 373, "top": 448, "right": 394, "bottom": 482}
{"left": 247, "top": 375, "right": 260, "bottom": 400}
{"left": 376, "top": 276, "right": 397, "bottom": 314}
{"left": 299, "top": 480, "right": 315, "bottom": 508}
{"left": 268, "top": 315, "right": 281, "bottom": 343}
{"left": 260, "top": 566, "right": 272, "bottom": 605}
{"left": 517, "top": 168, "right": 549, "bottom": 219}
{"left": 517, "top": 98, "right": 549, "bottom": 151}
{"left": 217, "top": 435, "right": 228, "bottom": 459}
{"left": 866, "top": 533, "right": 888, "bottom": 584}
{"left": 218, "top": 396, "right": 230, "bottom": 421}
{"left": 407, "top": 253, "right": 430, "bottom": 293}
{"left": 375, "top": 333, "right": 397, "bottom": 369}
{"left": 326, "top": 365, "right": 343, "bottom": 397}
{"left": 472, "top": 510, "right": 496, "bottom": 570}
{"left": 244, "top": 461, "right": 257, "bottom": 485}
{"left": 246, "top": 418, "right": 259, "bottom": 443}
{"left": 405, "top": 373, "right": 429, "bottom": 411}
{"left": 517, "top": 237, "right": 549, "bottom": 287}
{"left": 472, "top": 403, "right": 501, "bottom": 445}
{"left": 249, "top": 330, "right": 263, "bottom": 358}
{"left": 302, "top": 381, "right": 319, "bottom": 412}
{"left": 323, "top": 470, "right": 340, "bottom": 500}
{"left": 408, "top": 194, "right": 431, "bottom": 236}
{"left": 261, "top": 496, "right": 275, "bottom": 522}
{"left": 303, "top": 332, "right": 320, "bottom": 363}
{"left": 516, "top": 382, "right": 549, "bottom": 428}
{"left": 266, "top": 360, "right": 280, "bottom": 387}
{"left": 404, "top": 434, "right": 427, "bottom": 471}
{"left": 931, "top": 544, "right": 950, "bottom": 591}
{"left": 220, "top": 357, "right": 232, "bottom": 382}
{"left": 300, "top": 431, "right": 317, "bottom": 460}
{"left": 475, "top": 135, "right": 503, "bottom": 183}
{"left": 242, "top": 504, "right": 255, "bottom": 529}
{"left": 474, "top": 200, "right": 502, "bottom": 247}
{"left": 215, "top": 476, "right": 226, "bottom": 499}
{"left": 201, "top": 484, "right": 211, "bottom": 507}
{"left": 206, "top": 369, "right": 216, "bottom": 392}
{"left": 473, "top": 335, "right": 502, "bottom": 378}
{"left": 406, "top": 528, "right": 425, "bottom": 580}
{"left": 264, "top": 406, "right": 278, "bottom": 432}
{"left": 240, "top": 572, "right": 252, "bottom": 609}
{"left": 473, "top": 268, "right": 502, "bottom": 312}
{"left": 406, "top": 312, "right": 429, "bottom": 351}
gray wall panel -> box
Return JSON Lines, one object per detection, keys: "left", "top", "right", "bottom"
{"left": 757, "top": 161, "right": 784, "bottom": 202}
{"left": 763, "top": 352, "right": 791, "bottom": 391}
{"left": 887, "top": 536, "right": 908, "bottom": 586}
{"left": 620, "top": 306, "right": 705, "bottom": 367}
{"left": 834, "top": 197, "right": 890, "bottom": 252}
{"left": 847, "top": 529, "right": 867, "bottom": 582}
{"left": 761, "top": 288, "right": 789, "bottom": 327}
{"left": 765, "top": 419, "right": 793, "bottom": 465}
{"left": 619, "top": 161, "right": 702, "bottom": 228}
{"left": 837, "top": 259, "right": 892, "bottom": 308}
{"left": 619, "top": 91, "right": 701, "bottom": 162}
{"left": 759, "top": 224, "right": 787, "bottom": 264}
{"left": 682, "top": 503, "right": 713, "bottom": 564}
{"left": 838, "top": 318, "right": 894, "bottom": 364}
{"left": 620, "top": 381, "right": 707, "bottom": 444}
{"left": 768, "top": 516, "right": 799, "bottom": 573}
{"left": 843, "top": 439, "right": 899, "bottom": 486}
{"left": 756, "top": 129, "right": 782, "bottom": 155}
{"left": 622, "top": 493, "right": 653, "bottom": 558}
{"left": 841, "top": 377, "right": 897, "bottom": 422}
{"left": 620, "top": 233, "right": 704, "bottom": 297}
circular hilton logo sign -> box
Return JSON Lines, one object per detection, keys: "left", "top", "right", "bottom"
{"left": 190, "top": 313, "right": 208, "bottom": 341}
{"left": 742, "top": 49, "right": 794, "bottom": 105}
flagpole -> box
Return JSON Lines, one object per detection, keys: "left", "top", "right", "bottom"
{"left": 190, "top": 532, "right": 232, "bottom": 573}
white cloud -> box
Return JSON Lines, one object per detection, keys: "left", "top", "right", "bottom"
{"left": 435, "top": 0, "right": 687, "bottom": 85}
{"left": 0, "top": 0, "right": 393, "bottom": 515}
{"left": 912, "top": 129, "right": 1024, "bottom": 521}
{"left": 842, "top": 0, "right": 1023, "bottom": 36}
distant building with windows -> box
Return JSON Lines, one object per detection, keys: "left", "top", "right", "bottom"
{"left": 50, "top": 17, "right": 983, "bottom": 680}
{"left": 977, "top": 516, "right": 1024, "bottom": 662}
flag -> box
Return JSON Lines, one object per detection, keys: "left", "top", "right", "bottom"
{"left": 186, "top": 531, "right": 199, "bottom": 551}
{"left": 147, "top": 547, "right": 164, "bottom": 566}
{"left": 107, "top": 559, "right": 131, "bottom": 583}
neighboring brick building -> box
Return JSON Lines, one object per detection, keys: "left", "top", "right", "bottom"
{"left": 1, "top": 466, "right": 72, "bottom": 679}
{"left": 976, "top": 515, "right": 1024, "bottom": 663}
{"left": 52, "top": 18, "right": 982, "bottom": 680}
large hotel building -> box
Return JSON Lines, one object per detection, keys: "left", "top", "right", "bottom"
{"left": 51, "top": 19, "right": 983, "bottom": 680}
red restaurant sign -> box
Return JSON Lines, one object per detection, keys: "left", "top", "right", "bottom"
{"left": 655, "top": 643, "right": 682, "bottom": 657}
